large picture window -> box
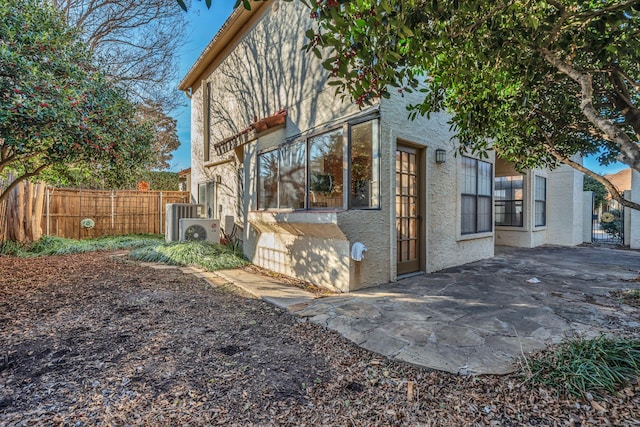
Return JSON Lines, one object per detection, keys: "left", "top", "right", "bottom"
{"left": 256, "top": 119, "right": 379, "bottom": 211}
{"left": 494, "top": 175, "right": 523, "bottom": 227}
{"left": 534, "top": 175, "right": 546, "bottom": 227}
{"left": 461, "top": 157, "right": 492, "bottom": 234}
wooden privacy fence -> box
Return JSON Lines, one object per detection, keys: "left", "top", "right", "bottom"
{"left": 43, "top": 188, "right": 190, "bottom": 239}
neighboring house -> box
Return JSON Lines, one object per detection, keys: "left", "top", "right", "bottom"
{"left": 178, "top": 0, "right": 584, "bottom": 292}
{"left": 604, "top": 168, "right": 632, "bottom": 211}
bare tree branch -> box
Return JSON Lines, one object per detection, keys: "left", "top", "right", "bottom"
{"left": 540, "top": 47, "right": 640, "bottom": 171}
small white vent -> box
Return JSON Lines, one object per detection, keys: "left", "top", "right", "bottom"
{"left": 165, "top": 203, "right": 204, "bottom": 242}
{"left": 179, "top": 219, "right": 220, "bottom": 244}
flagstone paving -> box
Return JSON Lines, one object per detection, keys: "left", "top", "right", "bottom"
{"left": 219, "top": 245, "right": 640, "bottom": 375}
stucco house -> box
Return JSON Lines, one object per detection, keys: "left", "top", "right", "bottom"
{"left": 178, "top": 0, "right": 584, "bottom": 292}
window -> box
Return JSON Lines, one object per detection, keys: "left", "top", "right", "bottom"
{"left": 350, "top": 120, "right": 380, "bottom": 208}
{"left": 198, "top": 181, "right": 216, "bottom": 218}
{"left": 256, "top": 119, "right": 380, "bottom": 210}
{"left": 534, "top": 175, "right": 546, "bottom": 226}
{"left": 279, "top": 140, "right": 306, "bottom": 209}
{"left": 237, "top": 166, "right": 245, "bottom": 223}
{"left": 309, "top": 129, "right": 343, "bottom": 208}
{"left": 494, "top": 175, "right": 523, "bottom": 227}
{"left": 203, "top": 81, "right": 211, "bottom": 162}
{"left": 461, "top": 157, "right": 492, "bottom": 234}
{"left": 258, "top": 150, "right": 278, "bottom": 209}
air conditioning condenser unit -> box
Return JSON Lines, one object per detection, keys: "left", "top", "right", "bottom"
{"left": 179, "top": 218, "right": 221, "bottom": 244}
{"left": 166, "top": 203, "right": 204, "bottom": 242}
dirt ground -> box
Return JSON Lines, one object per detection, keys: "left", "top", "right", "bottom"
{"left": 1, "top": 252, "right": 639, "bottom": 426}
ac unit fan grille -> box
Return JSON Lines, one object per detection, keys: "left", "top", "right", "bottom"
{"left": 184, "top": 225, "right": 207, "bottom": 241}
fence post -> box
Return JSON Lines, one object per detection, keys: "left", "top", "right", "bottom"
{"left": 159, "top": 191, "right": 163, "bottom": 234}
{"left": 46, "top": 187, "right": 50, "bottom": 236}
{"left": 111, "top": 191, "right": 115, "bottom": 231}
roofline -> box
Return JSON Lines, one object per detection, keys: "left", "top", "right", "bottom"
{"left": 178, "top": 1, "right": 271, "bottom": 92}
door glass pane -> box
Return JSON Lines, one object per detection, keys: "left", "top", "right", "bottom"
{"left": 409, "top": 240, "right": 416, "bottom": 259}
{"left": 401, "top": 241, "right": 409, "bottom": 262}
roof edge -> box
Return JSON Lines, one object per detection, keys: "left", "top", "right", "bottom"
{"left": 178, "top": 1, "right": 270, "bottom": 92}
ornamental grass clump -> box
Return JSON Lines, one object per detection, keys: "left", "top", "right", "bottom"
{"left": 129, "top": 241, "right": 248, "bottom": 271}
{"left": 1, "top": 235, "right": 163, "bottom": 256}
{"left": 524, "top": 335, "right": 640, "bottom": 399}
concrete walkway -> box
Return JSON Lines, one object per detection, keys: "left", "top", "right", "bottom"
{"left": 143, "top": 245, "right": 640, "bottom": 376}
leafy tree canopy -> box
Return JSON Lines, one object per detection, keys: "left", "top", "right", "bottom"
{"left": 302, "top": 0, "right": 640, "bottom": 210}
{"left": 0, "top": 0, "right": 153, "bottom": 202}
{"left": 583, "top": 175, "right": 608, "bottom": 209}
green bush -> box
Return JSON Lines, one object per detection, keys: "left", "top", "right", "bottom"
{"left": 600, "top": 209, "right": 623, "bottom": 239}
{"left": 524, "top": 335, "right": 640, "bottom": 399}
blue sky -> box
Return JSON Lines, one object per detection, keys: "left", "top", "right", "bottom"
{"left": 168, "top": 3, "right": 628, "bottom": 176}
{"left": 169, "top": 0, "right": 236, "bottom": 172}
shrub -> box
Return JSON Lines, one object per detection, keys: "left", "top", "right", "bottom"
{"left": 524, "top": 335, "right": 640, "bottom": 399}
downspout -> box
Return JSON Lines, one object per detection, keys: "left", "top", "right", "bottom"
{"left": 183, "top": 88, "right": 192, "bottom": 99}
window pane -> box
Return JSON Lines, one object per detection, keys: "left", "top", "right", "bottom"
{"left": 198, "top": 183, "right": 206, "bottom": 205}
{"left": 535, "top": 176, "right": 546, "bottom": 226}
{"left": 478, "top": 161, "right": 492, "bottom": 196}
{"left": 258, "top": 150, "right": 278, "bottom": 209}
{"left": 494, "top": 175, "right": 523, "bottom": 227}
{"left": 309, "top": 129, "right": 344, "bottom": 208}
{"left": 351, "top": 120, "right": 379, "bottom": 208}
{"left": 279, "top": 141, "right": 306, "bottom": 209}
{"left": 461, "top": 157, "right": 492, "bottom": 234}
{"left": 461, "top": 157, "right": 477, "bottom": 194}
{"left": 535, "top": 201, "right": 546, "bottom": 226}
{"left": 237, "top": 167, "right": 245, "bottom": 222}
{"left": 495, "top": 200, "right": 523, "bottom": 226}
{"left": 477, "top": 196, "right": 492, "bottom": 232}
{"left": 461, "top": 195, "right": 476, "bottom": 234}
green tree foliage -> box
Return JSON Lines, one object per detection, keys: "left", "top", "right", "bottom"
{"left": 302, "top": 0, "right": 640, "bottom": 210}
{"left": 0, "top": 0, "right": 153, "bottom": 202}
{"left": 583, "top": 175, "right": 608, "bottom": 209}
{"left": 136, "top": 102, "right": 181, "bottom": 170}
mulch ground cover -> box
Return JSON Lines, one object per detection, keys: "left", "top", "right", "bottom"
{"left": 1, "top": 252, "right": 638, "bottom": 426}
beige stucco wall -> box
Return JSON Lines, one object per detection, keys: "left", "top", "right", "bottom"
{"left": 380, "top": 91, "right": 495, "bottom": 276}
{"left": 494, "top": 159, "right": 584, "bottom": 248}
{"left": 494, "top": 163, "right": 547, "bottom": 248}
{"left": 546, "top": 164, "right": 584, "bottom": 246}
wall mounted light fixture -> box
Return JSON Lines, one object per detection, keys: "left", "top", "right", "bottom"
{"left": 435, "top": 149, "right": 447, "bottom": 164}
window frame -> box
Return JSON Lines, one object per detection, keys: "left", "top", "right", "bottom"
{"left": 257, "top": 148, "right": 279, "bottom": 210}
{"left": 460, "top": 156, "right": 493, "bottom": 235}
{"left": 255, "top": 118, "right": 380, "bottom": 211}
{"left": 534, "top": 175, "right": 547, "bottom": 227}
{"left": 494, "top": 175, "right": 524, "bottom": 227}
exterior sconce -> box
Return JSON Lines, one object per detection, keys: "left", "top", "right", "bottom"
{"left": 435, "top": 149, "right": 446, "bottom": 164}
{"left": 215, "top": 174, "right": 222, "bottom": 184}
